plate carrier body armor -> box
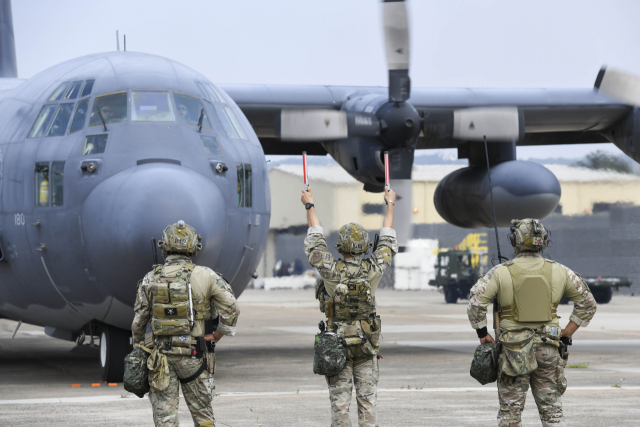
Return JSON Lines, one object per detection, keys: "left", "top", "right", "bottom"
{"left": 332, "top": 260, "right": 376, "bottom": 322}
{"left": 148, "top": 262, "right": 214, "bottom": 355}
{"left": 498, "top": 259, "right": 558, "bottom": 323}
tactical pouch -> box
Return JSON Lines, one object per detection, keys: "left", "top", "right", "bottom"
{"left": 470, "top": 343, "right": 501, "bottom": 385}
{"left": 499, "top": 328, "right": 538, "bottom": 377}
{"left": 206, "top": 351, "right": 216, "bottom": 375}
{"left": 124, "top": 346, "right": 151, "bottom": 397}
{"left": 152, "top": 318, "right": 191, "bottom": 336}
{"left": 170, "top": 334, "right": 192, "bottom": 348}
{"left": 361, "top": 317, "right": 381, "bottom": 356}
{"left": 147, "top": 347, "right": 170, "bottom": 391}
{"left": 313, "top": 331, "right": 347, "bottom": 377}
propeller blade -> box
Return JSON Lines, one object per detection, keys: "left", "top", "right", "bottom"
{"left": 452, "top": 107, "right": 521, "bottom": 142}
{"left": 594, "top": 66, "right": 640, "bottom": 106}
{"left": 383, "top": 0, "right": 410, "bottom": 102}
{"left": 387, "top": 146, "right": 415, "bottom": 249}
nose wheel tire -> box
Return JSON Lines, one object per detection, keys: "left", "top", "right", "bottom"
{"left": 100, "top": 324, "right": 132, "bottom": 383}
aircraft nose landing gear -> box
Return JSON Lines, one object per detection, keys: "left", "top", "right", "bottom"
{"left": 99, "top": 324, "right": 132, "bottom": 383}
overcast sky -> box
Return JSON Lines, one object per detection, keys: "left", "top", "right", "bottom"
{"left": 12, "top": 0, "right": 640, "bottom": 159}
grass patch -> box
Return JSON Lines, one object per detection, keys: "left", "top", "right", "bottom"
{"left": 567, "top": 363, "right": 589, "bottom": 369}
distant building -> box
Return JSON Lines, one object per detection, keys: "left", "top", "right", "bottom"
{"left": 258, "top": 163, "right": 640, "bottom": 295}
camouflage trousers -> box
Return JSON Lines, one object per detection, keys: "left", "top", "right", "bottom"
{"left": 497, "top": 344, "right": 568, "bottom": 427}
{"left": 149, "top": 355, "right": 215, "bottom": 427}
{"left": 325, "top": 352, "right": 379, "bottom": 427}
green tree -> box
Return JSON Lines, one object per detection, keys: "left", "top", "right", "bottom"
{"left": 573, "top": 150, "right": 632, "bottom": 174}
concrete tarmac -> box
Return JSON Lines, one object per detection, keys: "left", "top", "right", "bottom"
{"left": 1, "top": 289, "right": 639, "bottom": 426}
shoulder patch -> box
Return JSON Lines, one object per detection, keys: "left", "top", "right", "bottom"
{"left": 311, "top": 251, "right": 323, "bottom": 265}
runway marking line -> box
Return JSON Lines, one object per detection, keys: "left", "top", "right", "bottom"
{"left": 1, "top": 386, "right": 638, "bottom": 405}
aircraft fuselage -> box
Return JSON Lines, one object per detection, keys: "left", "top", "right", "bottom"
{"left": 0, "top": 52, "right": 270, "bottom": 336}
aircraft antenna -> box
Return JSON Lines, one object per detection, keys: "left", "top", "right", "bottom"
{"left": 116, "top": 30, "right": 120, "bottom": 51}
{"left": 151, "top": 238, "right": 158, "bottom": 265}
{"left": 484, "top": 135, "right": 507, "bottom": 265}
{"left": 124, "top": 35, "right": 126, "bottom": 52}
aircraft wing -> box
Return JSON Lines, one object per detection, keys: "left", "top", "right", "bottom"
{"left": 221, "top": 84, "right": 629, "bottom": 154}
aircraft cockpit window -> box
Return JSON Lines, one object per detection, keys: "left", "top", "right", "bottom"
{"left": 236, "top": 163, "right": 252, "bottom": 208}
{"left": 174, "top": 92, "right": 211, "bottom": 128}
{"left": 199, "top": 135, "right": 222, "bottom": 156}
{"left": 28, "top": 105, "right": 58, "bottom": 138}
{"left": 215, "top": 106, "right": 247, "bottom": 140}
{"left": 224, "top": 107, "right": 248, "bottom": 140}
{"left": 89, "top": 92, "right": 127, "bottom": 127}
{"left": 63, "top": 81, "right": 83, "bottom": 100}
{"left": 83, "top": 134, "right": 107, "bottom": 155}
{"left": 48, "top": 82, "right": 71, "bottom": 101}
{"left": 51, "top": 162, "right": 64, "bottom": 207}
{"left": 207, "top": 84, "right": 226, "bottom": 104}
{"left": 45, "top": 103, "right": 74, "bottom": 136}
{"left": 132, "top": 91, "right": 175, "bottom": 122}
{"left": 35, "top": 163, "right": 49, "bottom": 207}
{"left": 197, "top": 82, "right": 219, "bottom": 103}
{"left": 80, "top": 79, "right": 95, "bottom": 97}
{"left": 69, "top": 98, "right": 90, "bottom": 134}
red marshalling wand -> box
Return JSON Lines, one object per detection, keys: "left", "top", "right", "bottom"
{"left": 302, "top": 151, "right": 309, "bottom": 191}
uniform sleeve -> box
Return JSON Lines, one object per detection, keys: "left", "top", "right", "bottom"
{"left": 131, "top": 275, "right": 151, "bottom": 345}
{"left": 304, "top": 225, "right": 341, "bottom": 295}
{"left": 467, "top": 265, "right": 501, "bottom": 329}
{"left": 559, "top": 264, "right": 597, "bottom": 327}
{"left": 208, "top": 270, "right": 240, "bottom": 336}
{"left": 369, "top": 227, "right": 399, "bottom": 274}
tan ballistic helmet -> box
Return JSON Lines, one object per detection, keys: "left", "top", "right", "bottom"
{"left": 507, "top": 218, "right": 550, "bottom": 252}
{"left": 158, "top": 220, "right": 202, "bottom": 256}
{"left": 335, "top": 223, "right": 371, "bottom": 255}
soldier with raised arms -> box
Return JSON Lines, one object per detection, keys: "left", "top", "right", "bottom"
{"left": 468, "top": 219, "right": 597, "bottom": 427}
{"left": 302, "top": 186, "right": 398, "bottom": 427}
{"left": 132, "top": 221, "right": 240, "bottom": 427}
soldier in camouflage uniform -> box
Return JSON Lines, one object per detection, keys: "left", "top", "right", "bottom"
{"left": 302, "top": 186, "right": 398, "bottom": 427}
{"left": 132, "top": 221, "right": 240, "bottom": 427}
{"left": 468, "top": 218, "right": 597, "bottom": 427}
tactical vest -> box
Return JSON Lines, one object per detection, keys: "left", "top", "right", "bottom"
{"left": 148, "top": 262, "right": 214, "bottom": 353}
{"left": 332, "top": 260, "right": 375, "bottom": 321}
{"left": 499, "top": 260, "right": 558, "bottom": 323}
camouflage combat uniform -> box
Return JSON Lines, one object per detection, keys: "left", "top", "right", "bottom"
{"left": 305, "top": 225, "right": 398, "bottom": 427}
{"left": 468, "top": 251, "right": 597, "bottom": 427}
{"left": 132, "top": 254, "right": 239, "bottom": 427}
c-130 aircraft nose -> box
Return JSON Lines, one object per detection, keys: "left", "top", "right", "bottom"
{"left": 81, "top": 163, "right": 226, "bottom": 303}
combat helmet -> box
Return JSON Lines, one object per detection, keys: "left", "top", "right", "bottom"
{"left": 507, "top": 218, "right": 550, "bottom": 252}
{"left": 335, "top": 223, "right": 371, "bottom": 255}
{"left": 158, "top": 220, "right": 202, "bottom": 256}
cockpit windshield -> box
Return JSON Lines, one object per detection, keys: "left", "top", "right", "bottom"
{"left": 132, "top": 91, "right": 175, "bottom": 122}
{"left": 174, "top": 92, "right": 211, "bottom": 128}
{"left": 89, "top": 92, "right": 127, "bottom": 127}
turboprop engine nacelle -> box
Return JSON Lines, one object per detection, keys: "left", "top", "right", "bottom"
{"left": 434, "top": 160, "right": 561, "bottom": 228}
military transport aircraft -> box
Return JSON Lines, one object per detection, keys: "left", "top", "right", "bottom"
{"left": 0, "top": 0, "right": 639, "bottom": 382}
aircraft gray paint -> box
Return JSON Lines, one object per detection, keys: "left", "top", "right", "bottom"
{"left": 0, "top": 0, "right": 638, "bottom": 381}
